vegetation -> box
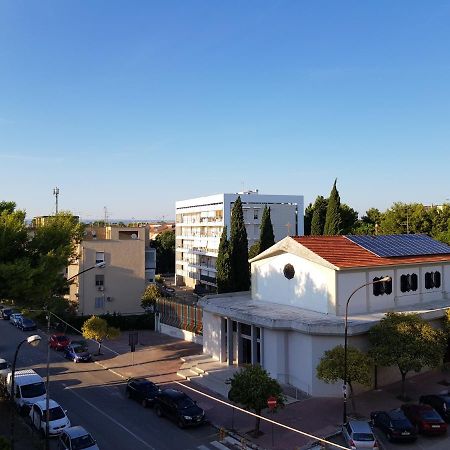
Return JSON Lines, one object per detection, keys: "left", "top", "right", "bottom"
{"left": 369, "top": 312, "right": 446, "bottom": 399}
{"left": 316, "top": 345, "right": 372, "bottom": 412}
{"left": 259, "top": 206, "right": 275, "bottom": 252}
{"left": 141, "top": 284, "right": 162, "bottom": 310}
{"left": 152, "top": 230, "right": 175, "bottom": 274}
{"left": 81, "top": 315, "right": 120, "bottom": 355}
{"left": 310, "top": 196, "right": 328, "bottom": 235}
{"left": 216, "top": 226, "right": 232, "bottom": 294}
{"left": 248, "top": 242, "right": 260, "bottom": 259}
{"left": 228, "top": 365, "right": 286, "bottom": 436}
{"left": 229, "top": 197, "right": 250, "bottom": 292}
{"left": 323, "top": 179, "right": 342, "bottom": 235}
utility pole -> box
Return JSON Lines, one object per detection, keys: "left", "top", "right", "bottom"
{"left": 53, "top": 187, "right": 59, "bottom": 214}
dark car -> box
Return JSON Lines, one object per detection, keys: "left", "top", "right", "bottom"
{"left": 401, "top": 403, "right": 447, "bottom": 435}
{"left": 49, "top": 334, "right": 71, "bottom": 351}
{"left": 370, "top": 409, "right": 417, "bottom": 442}
{"left": 126, "top": 378, "right": 160, "bottom": 408}
{"left": 64, "top": 343, "right": 92, "bottom": 363}
{"left": 154, "top": 388, "right": 206, "bottom": 428}
{"left": 420, "top": 394, "right": 450, "bottom": 422}
{"left": 1, "top": 308, "right": 14, "bottom": 320}
{"left": 18, "top": 317, "right": 37, "bottom": 331}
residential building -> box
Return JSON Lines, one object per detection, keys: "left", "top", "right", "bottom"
{"left": 175, "top": 191, "right": 304, "bottom": 291}
{"left": 67, "top": 226, "right": 156, "bottom": 315}
{"left": 200, "top": 234, "right": 450, "bottom": 396}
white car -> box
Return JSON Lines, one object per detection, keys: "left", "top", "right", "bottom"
{"left": 30, "top": 399, "right": 71, "bottom": 436}
{"left": 9, "top": 313, "right": 23, "bottom": 326}
{"left": 58, "top": 426, "right": 99, "bottom": 450}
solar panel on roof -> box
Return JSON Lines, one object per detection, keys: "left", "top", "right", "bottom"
{"left": 345, "top": 234, "right": 450, "bottom": 258}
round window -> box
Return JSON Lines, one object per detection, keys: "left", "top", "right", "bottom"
{"left": 283, "top": 263, "right": 295, "bottom": 280}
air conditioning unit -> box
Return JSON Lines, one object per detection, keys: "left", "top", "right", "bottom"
{"left": 97, "top": 286, "right": 104, "bottom": 291}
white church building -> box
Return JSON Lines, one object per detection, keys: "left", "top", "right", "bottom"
{"left": 200, "top": 234, "right": 450, "bottom": 396}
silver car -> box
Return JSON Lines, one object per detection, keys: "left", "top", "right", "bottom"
{"left": 9, "top": 313, "right": 23, "bottom": 326}
{"left": 57, "top": 426, "right": 99, "bottom": 450}
{"left": 342, "top": 420, "right": 379, "bottom": 449}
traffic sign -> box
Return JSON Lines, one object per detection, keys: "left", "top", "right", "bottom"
{"left": 267, "top": 396, "right": 277, "bottom": 410}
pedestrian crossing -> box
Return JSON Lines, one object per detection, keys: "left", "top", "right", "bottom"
{"left": 191, "top": 435, "right": 253, "bottom": 450}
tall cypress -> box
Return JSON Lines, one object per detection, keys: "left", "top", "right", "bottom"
{"left": 310, "top": 196, "right": 328, "bottom": 235}
{"left": 229, "top": 196, "right": 250, "bottom": 291}
{"left": 216, "top": 226, "right": 232, "bottom": 293}
{"left": 259, "top": 206, "right": 275, "bottom": 252}
{"left": 324, "top": 179, "right": 342, "bottom": 235}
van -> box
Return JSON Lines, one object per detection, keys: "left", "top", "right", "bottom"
{"left": 6, "top": 369, "right": 46, "bottom": 413}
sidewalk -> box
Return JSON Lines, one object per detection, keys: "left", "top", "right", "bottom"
{"left": 85, "top": 330, "right": 450, "bottom": 450}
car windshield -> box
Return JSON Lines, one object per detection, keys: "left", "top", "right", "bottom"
{"left": 353, "top": 433, "right": 375, "bottom": 442}
{"left": 177, "top": 397, "right": 196, "bottom": 409}
{"left": 73, "top": 345, "right": 87, "bottom": 354}
{"left": 47, "top": 406, "right": 66, "bottom": 421}
{"left": 392, "top": 418, "right": 411, "bottom": 428}
{"left": 23, "top": 319, "right": 33, "bottom": 324}
{"left": 71, "top": 434, "right": 96, "bottom": 450}
{"left": 21, "top": 382, "right": 46, "bottom": 398}
{"left": 421, "top": 410, "right": 442, "bottom": 420}
{"left": 0, "top": 362, "right": 8, "bottom": 370}
{"left": 4, "top": 309, "right": 12, "bottom": 314}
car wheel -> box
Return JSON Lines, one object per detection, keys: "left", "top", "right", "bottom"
{"left": 155, "top": 406, "right": 163, "bottom": 418}
{"left": 177, "top": 419, "right": 185, "bottom": 429}
{"left": 141, "top": 399, "right": 147, "bottom": 408}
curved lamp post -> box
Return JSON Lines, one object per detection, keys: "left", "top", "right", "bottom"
{"left": 342, "top": 276, "right": 391, "bottom": 424}
{"left": 10, "top": 334, "right": 42, "bottom": 450}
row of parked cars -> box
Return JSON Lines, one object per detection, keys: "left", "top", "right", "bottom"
{"left": 125, "top": 378, "right": 207, "bottom": 428}
{"left": 2, "top": 308, "right": 38, "bottom": 331}
{"left": 343, "top": 394, "right": 450, "bottom": 449}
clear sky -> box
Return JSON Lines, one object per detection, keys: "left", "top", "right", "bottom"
{"left": 1, "top": 1, "right": 450, "bottom": 221}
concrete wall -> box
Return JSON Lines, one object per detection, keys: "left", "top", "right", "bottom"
{"left": 160, "top": 323, "right": 203, "bottom": 345}
{"left": 202, "top": 311, "right": 222, "bottom": 360}
{"left": 252, "top": 253, "right": 335, "bottom": 314}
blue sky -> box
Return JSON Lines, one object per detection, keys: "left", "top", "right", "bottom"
{"left": 1, "top": 1, "right": 450, "bottom": 220}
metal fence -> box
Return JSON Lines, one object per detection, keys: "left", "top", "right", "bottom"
{"left": 155, "top": 298, "right": 203, "bottom": 335}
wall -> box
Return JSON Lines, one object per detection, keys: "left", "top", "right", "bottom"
{"left": 160, "top": 323, "right": 203, "bottom": 345}
{"left": 202, "top": 311, "right": 222, "bottom": 360}
{"left": 252, "top": 253, "right": 335, "bottom": 314}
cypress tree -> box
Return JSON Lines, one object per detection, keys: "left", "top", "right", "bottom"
{"left": 310, "top": 196, "right": 328, "bottom": 235}
{"left": 324, "top": 179, "right": 342, "bottom": 235}
{"left": 259, "top": 206, "right": 275, "bottom": 252}
{"left": 229, "top": 196, "right": 250, "bottom": 291}
{"left": 216, "top": 226, "right": 232, "bottom": 293}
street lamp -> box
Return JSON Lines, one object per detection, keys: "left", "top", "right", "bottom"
{"left": 342, "top": 276, "right": 391, "bottom": 425}
{"left": 67, "top": 261, "right": 106, "bottom": 282}
{"left": 10, "top": 335, "right": 42, "bottom": 450}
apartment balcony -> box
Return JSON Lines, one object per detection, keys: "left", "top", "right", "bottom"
{"left": 185, "top": 262, "right": 217, "bottom": 273}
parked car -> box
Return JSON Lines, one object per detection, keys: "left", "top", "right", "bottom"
{"left": 50, "top": 335, "right": 71, "bottom": 351}
{"left": 154, "top": 388, "right": 206, "bottom": 428}
{"left": 420, "top": 394, "right": 450, "bottom": 422}
{"left": 29, "top": 399, "right": 71, "bottom": 436}
{"left": 401, "top": 403, "right": 447, "bottom": 435}
{"left": 126, "top": 378, "right": 160, "bottom": 408}
{"left": 342, "top": 420, "right": 379, "bottom": 449}
{"left": 9, "top": 313, "right": 23, "bottom": 326}
{"left": 64, "top": 343, "right": 92, "bottom": 363}
{"left": 18, "top": 317, "right": 37, "bottom": 331}
{"left": 370, "top": 409, "right": 417, "bottom": 442}
{"left": 1, "top": 308, "right": 15, "bottom": 320}
{"left": 57, "top": 426, "right": 99, "bottom": 450}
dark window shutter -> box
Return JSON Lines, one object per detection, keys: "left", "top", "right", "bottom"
{"left": 400, "top": 275, "right": 407, "bottom": 293}
{"left": 434, "top": 271, "right": 441, "bottom": 288}
{"left": 373, "top": 277, "right": 380, "bottom": 296}
{"left": 411, "top": 273, "right": 418, "bottom": 291}
{"left": 425, "top": 272, "right": 431, "bottom": 289}
{"left": 384, "top": 278, "right": 392, "bottom": 295}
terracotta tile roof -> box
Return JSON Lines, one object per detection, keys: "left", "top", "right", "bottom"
{"left": 292, "top": 235, "right": 450, "bottom": 269}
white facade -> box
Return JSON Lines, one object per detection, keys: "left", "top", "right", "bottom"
{"left": 175, "top": 192, "right": 304, "bottom": 291}
{"left": 201, "top": 236, "right": 450, "bottom": 397}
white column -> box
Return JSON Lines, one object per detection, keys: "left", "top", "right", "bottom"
{"left": 227, "top": 318, "right": 233, "bottom": 366}
{"left": 220, "top": 318, "right": 227, "bottom": 363}
{"left": 237, "top": 322, "right": 242, "bottom": 364}
{"left": 251, "top": 325, "right": 258, "bottom": 365}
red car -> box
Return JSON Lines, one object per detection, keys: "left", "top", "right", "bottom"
{"left": 401, "top": 404, "right": 447, "bottom": 435}
{"left": 49, "top": 334, "right": 71, "bottom": 351}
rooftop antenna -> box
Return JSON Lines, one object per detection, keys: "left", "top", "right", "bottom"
{"left": 53, "top": 187, "right": 60, "bottom": 214}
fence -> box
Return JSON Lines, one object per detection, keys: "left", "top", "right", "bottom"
{"left": 156, "top": 298, "right": 203, "bottom": 335}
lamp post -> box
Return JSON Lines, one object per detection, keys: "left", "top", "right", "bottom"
{"left": 44, "top": 260, "right": 106, "bottom": 448}
{"left": 10, "top": 335, "right": 42, "bottom": 450}
{"left": 342, "top": 276, "right": 391, "bottom": 425}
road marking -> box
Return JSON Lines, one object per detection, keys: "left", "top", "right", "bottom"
{"left": 61, "top": 382, "right": 156, "bottom": 450}
{"left": 210, "top": 442, "right": 229, "bottom": 450}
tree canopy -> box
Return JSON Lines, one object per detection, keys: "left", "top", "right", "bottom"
{"left": 259, "top": 206, "right": 275, "bottom": 252}
{"left": 216, "top": 226, "right": 232, "bottom": 294}
{"left": 140, "top": 284, "right": 162, "bottom": 310}
{"left": 152, "top": 230, "right": 175, "bottom": 274}
{"left": 81, "top": 315, "right": 120, "bottom": 354}
{"left": 323, "top": 179, "right": 342, "bottom": 235}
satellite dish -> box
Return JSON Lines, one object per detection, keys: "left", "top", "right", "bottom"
{"left": 131, "top": 233, "right": 138, "bottom": 240}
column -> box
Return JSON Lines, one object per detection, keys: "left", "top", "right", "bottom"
{"left": 237, "top": 322, "right": 243, "bottom": 364}
{"left": 251, "top": 325, "right": 258, "bottom": 365}
{"left": 219, "top": 318, "right": 227, "bottom": 363}
{"left": 227, "top": 318, "right": 233, "bottom": 366}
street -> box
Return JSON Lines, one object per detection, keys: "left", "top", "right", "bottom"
{"left": 0, "top": 319, "right": 231, "bottom": 450}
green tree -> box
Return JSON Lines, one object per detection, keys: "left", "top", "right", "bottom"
{"left": 304, "top": 202, "right": 314, "bottom": 235}
{"left": 248, "top": 242, "right": 260, "bottom": 259}
{"left": 152, "top": 230, "right": 175, "bottom": 274}
{"left": 339, "top": 204, "right": 359, "bottom": 234}
{"left": 229, "top": 197, "right": 250, "bottom": 292}
{"left": 323, "top": 179, "right": 341, "bottom": 235}
{"left": 228, "top": 365, "right": 286, "bottom": 436}
{"left": 259, "top": 206, "right": 275, "bottom": 252}
{"left": 81, "top": 315, "right": 120, "bottom": 355}
{"left": 310, "top": 196, "right": 328, "bottom": 235}
{"left": 369, "top": 312, "right": 446, "bottom": 399}
{"left": 0, "top": 436, "right": 10, "bottom": 450}
{"left": 316, "top": 345, "right": 372, "bottom": 412}
{"left": 216, "top": 226, "right": 232, "bottom": 293}
{"left": 140, "top": 284, "right": 162, "bottom": 310}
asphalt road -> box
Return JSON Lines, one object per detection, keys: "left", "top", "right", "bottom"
{"left": 0, "top": 319, "right": 227, "bottom": 450}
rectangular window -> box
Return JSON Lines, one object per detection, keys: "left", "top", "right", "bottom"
{"left": 373, "top": 276, "right": 392, "bottom": 296}
{"left": 400, "top": 273, "right": 418, "bottom": 293}
{"left": 95, "top": 275, "right": 104, "bottom": 286}
{"left": 95, "top": 252, "right": 105, "bottom": 264}
{"left": 253, "top": 209, "right": 259, "bottom": 220}
{"left": 425, "top": 271, "right": 441, "bottom": 289}
{"left": 95, "top": 297, "right": 104, "bottom": 308}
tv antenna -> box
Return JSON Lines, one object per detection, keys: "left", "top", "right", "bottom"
{"left": 53, "top": 187, "right": 60, "bottom": 214}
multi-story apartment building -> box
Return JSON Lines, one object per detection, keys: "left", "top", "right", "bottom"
{"left": 67, "top": 226, "right": 156, "bottom": 315}
{"left": 175, "top": 191, "right": 304, "bottom": 291}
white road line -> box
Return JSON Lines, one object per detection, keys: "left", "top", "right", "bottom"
{"left": 61, "top": 382, "right": 156, "bottom": 450}
{"left": 210, "top": 441, "right": 229, "bottom": 450}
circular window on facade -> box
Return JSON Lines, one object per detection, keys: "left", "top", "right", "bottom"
{"left": 283, "top": 263, "right": 295, "bottom": 280}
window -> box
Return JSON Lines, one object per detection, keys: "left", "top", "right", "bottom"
{"left": 253, "top": 209, "right": 259, "bottom": 220}
{"left": 400, "top": 274, "right": 418, "bottom": 293}
{"left": 95, "top": 251, "right": 105, "bottom": 264}
{"left": 95, "top": 297, "right": 104, "bottom": 308}
{"left": 95, "top": 274, "right": 104, "bottom": 286}
{"left": 373, "top": 276, "right": 392, "bottom": 296}
{"left": 425, "top": 271, "right": 441, "bottom": 289}
{"left": 283, "top": 264, "right": 295, "bottom": 280}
